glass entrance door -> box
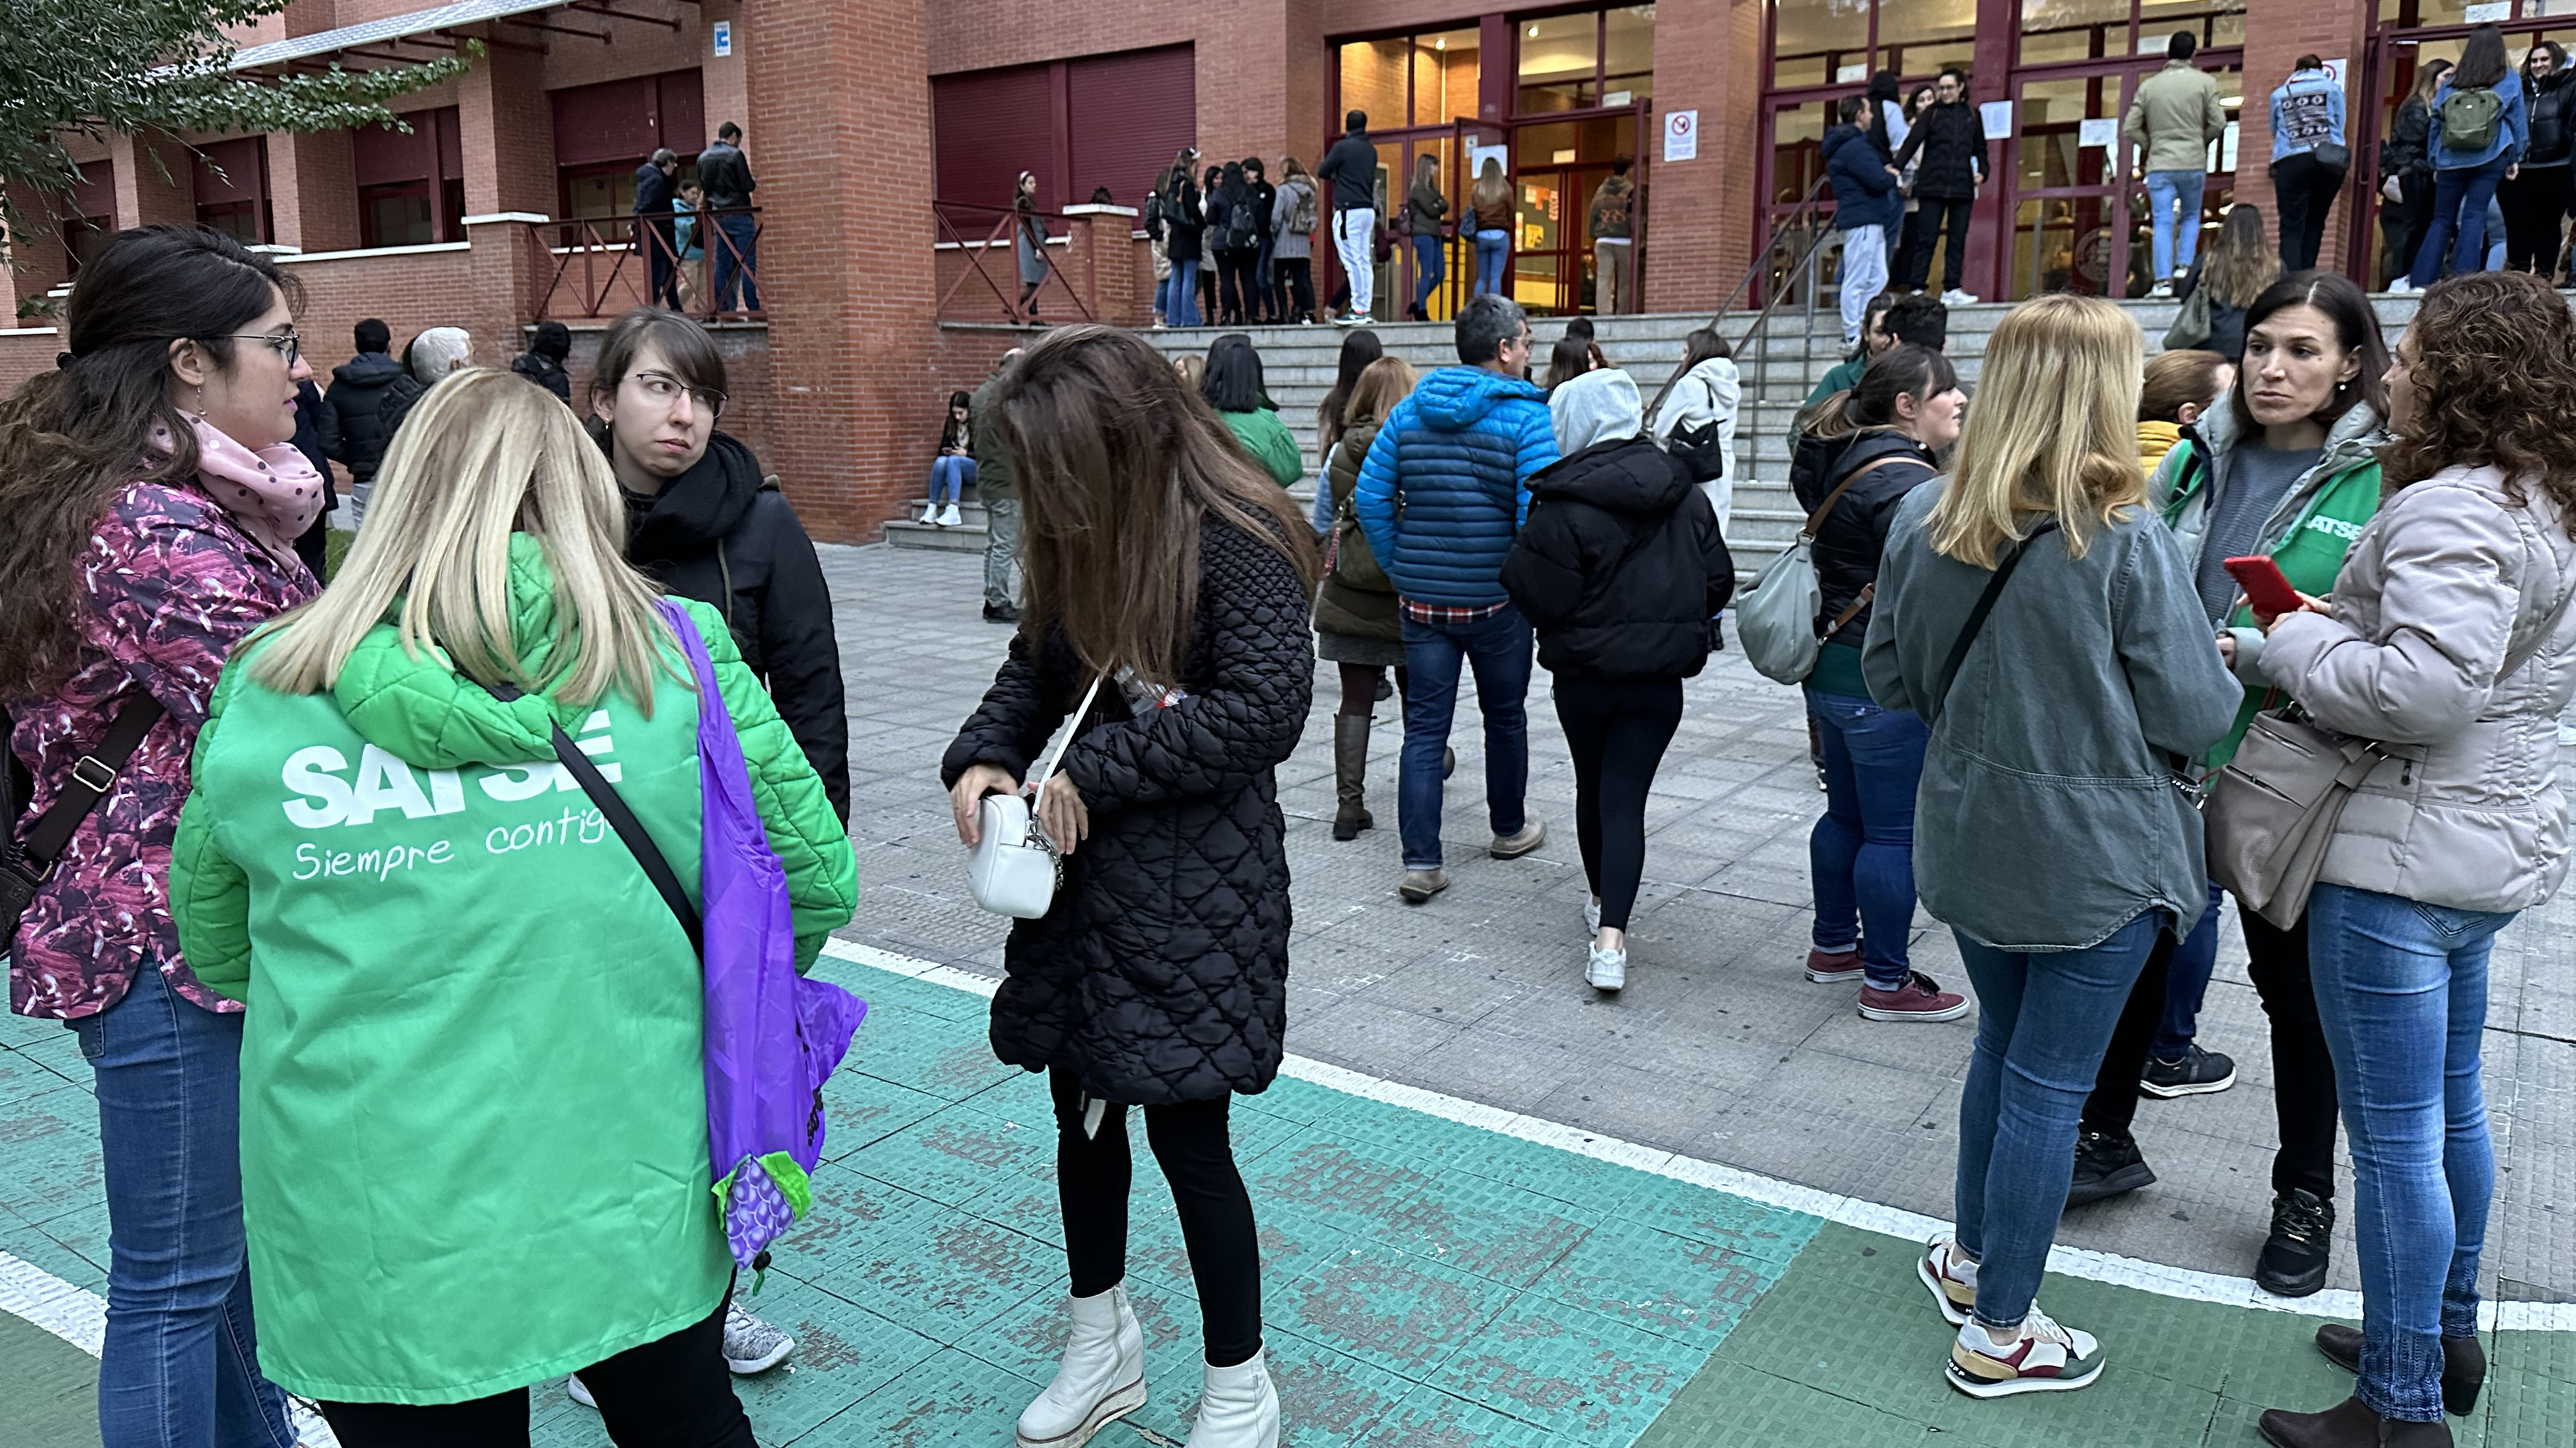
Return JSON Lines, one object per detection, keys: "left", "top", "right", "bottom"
{"left": 2360, "top": 15, "right": 2576, "bottom": 286}
{"left": 1999, "top": 55, "right": 2241, "bottom": 300}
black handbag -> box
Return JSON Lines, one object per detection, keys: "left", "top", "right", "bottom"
{"left": 1, "top": 698, "right": 165, "bottom": 938}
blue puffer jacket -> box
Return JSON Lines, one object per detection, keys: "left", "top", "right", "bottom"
{"left": 1353, "top": 366, "right": 1560, "bottom": 607}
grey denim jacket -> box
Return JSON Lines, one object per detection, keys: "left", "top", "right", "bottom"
{"left": 2262, "top": 465, "right": 2576, "bottom": 914}
{"left": 1864, "top": 485, "right": 2243, "bottom": 950}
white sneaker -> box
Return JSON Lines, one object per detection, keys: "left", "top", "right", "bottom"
{"left": 1948, "top": 1307, "right": 2105, "bottom": 1398}
{"left": 2388, "top": 278, "right": 2424, "bottom": 296}
{"left": 920, "top": 502, "right": 940, "bottom": 525}
{"left": 1183, "top": 1348, "right": 1280, "bottom": 1448}
{"left": 1586, "top": 943, "right": 1627, "bottom": 992}
{"left": 1583, "top": 897, "right": 1602, "bottom": 935}
{"left": 722, "top": 1302, "right": 795, "bottom": 1374}
{"left": 2145, "top": 281, "right": 2174, "bottom": 300}
{"left": 939, "top": 503, "right": 964, "bottom": 528}
{"left": 1918, "top": 1233, "right": 1978, "bottom": 1325}
{"left": 566, "top": 1373, "right": 597, "bottom": 1408}
{"left": 1940, "top": 289, "right": 1979, "bottom": 306}
{"left": 1018, "top": 1283, "right": 1147, "bottom": 1448}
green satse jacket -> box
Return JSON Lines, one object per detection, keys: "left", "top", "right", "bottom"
{"left": 171, "top": 537, "right": 858, "bottom": 1404}
{"left": 2154, "top": 426, "right": 2385, "bottom": 767}
{"left": 1218, "top": 404, "right": 1306, "bottom": 487}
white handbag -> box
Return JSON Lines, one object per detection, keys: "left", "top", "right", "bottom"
{"left": 968, "top": 671, "right": 1106, "bottom": 920}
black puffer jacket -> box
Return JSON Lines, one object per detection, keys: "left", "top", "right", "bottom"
{"left": 1894, "top": 100, "right": 1991, "bottom": 199}
{"left": 323, "top": 352, "right": 424, "bottom": 482}
{"left": 941, "top": 518, "right": 1312, "bottom": 1105}
{"left": 620, "top": 431, "right": 850, "bottom": 823}
{"left": 2527, "top": 68, "right": 2575, "bottom": 166}
{"left": 1501, "top": 438, "right": 1735, "bottom": 681}
{"left": 1788, "top": 428, "right": 1939, "bottom": 640}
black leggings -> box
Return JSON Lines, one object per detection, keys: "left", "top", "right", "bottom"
{"left": 1554, "top": 678, "right": 1684, "bottom": 933}
{"left": 1335, "top": 662, "right": 1407, "bottom": 718}
{"left": 1052, "top": 1068, "right": 1262, "bottom": 1367}
{"left": 1273, "top": 258, "right": 1314, "bottom": 323}
{"left": 1215, "top": 250, "right": 1260, "bottom": 323}
{"left": 316, "top": 1291, "right": 751, "bottom": 1448}
{"left": 2078, "top": 902, "right": 2337, "bottom": 1201}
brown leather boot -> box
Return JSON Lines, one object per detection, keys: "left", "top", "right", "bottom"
{"left": 2312, "top": 1325, "right": 2487, "bottom": 1417}
{"left": 1332, "top": 714, "right": 1372, "bottom": 840}
{"left": 2257, "top": 1395, "right": 2452, "bottom": 1447}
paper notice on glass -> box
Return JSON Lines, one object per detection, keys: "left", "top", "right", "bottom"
{"left": 1981, "top": 100, "right": 2014, "bottom": 141}
{"left": 2079, "top": 118, "right": 2118, "bottom": 149}
{"left": 2466, "top": 2, "right": 2509, "bottom": 22}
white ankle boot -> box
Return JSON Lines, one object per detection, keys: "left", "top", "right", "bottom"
{"left": 1015, "top": 1282, "right": 1146, "bottom": 1448}
{"left": 1183, "top": 1348, "right": 1280, "bottom": 1448}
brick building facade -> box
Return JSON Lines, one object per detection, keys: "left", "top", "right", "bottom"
{"left": 0, "top": 0, "right": 2478, "bottom": 542}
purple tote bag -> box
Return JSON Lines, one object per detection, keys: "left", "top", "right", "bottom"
{"left": 660, "top": 602, "right": 864, "bottom": 1272}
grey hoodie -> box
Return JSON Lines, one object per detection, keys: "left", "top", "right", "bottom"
{"left": 1864, "top": 486, "right": 2243, "bottom": 950}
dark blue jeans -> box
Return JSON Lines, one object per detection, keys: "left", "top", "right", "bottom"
{"left": 1397, "top": 605, "right": 1533, "bottom": 869}
{"left": 2306, "top": 882, "right": 2514, "bottom": 1422}
{"left": 2151, "top": 878, "right": 2227, "bottom": 1058}
{"left": 1412, "top": 232, "right": 1445, "bottom": 311}
{"left": 1952, "top": 911, "right": 2164, "bottom": 1329}
{"left": 2412, "top": 157, "right": 2511, "bottom": 286}
{"left": 711, "top": 213, "right": 760, "bottom": 311}
{"left": 72, "top": 966, "right": 294, "bottom": 1448}
{"left": 1805, "top": 688, "right": 1928, "bottom": 991}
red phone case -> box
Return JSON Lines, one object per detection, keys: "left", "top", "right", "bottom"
{"left": 2223, "top": 555, "right": 2303, "bottom": 616}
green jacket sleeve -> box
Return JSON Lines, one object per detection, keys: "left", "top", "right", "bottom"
{"left": 171, "top": 665, "right": 252, "bottom": 1003}
{"left": 1229, "top": 409, "right": 1305, "bottom": 487}
{"left": 683, "top": 597, "right": 857, "bottom": 969}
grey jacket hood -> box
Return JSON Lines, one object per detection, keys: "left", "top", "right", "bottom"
{"left": 1549, "top": 369, "right": 1643, "bottom": 456}
{"left": 2153, "top": 392, "right": 2389, "bottom": 566}
{"left": 2260, "top": 465, "right": 2576, "bottom": 913}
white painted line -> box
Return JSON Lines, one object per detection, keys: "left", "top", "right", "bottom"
{"left": 820, "top": 937, "right": 2576, "bottom": 1334}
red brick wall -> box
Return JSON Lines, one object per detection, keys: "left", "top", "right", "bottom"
{"left": 554, "top": 319, "right": 775, "bottom": 463}
{"left": 2240, "top": 0, "right": 2373, "bottom": 273}
{"left": 0, "top": 328, "right": 66, "bottom": 397}
{"left": 278, "top": 245, "right": 477, "bottom": 378}
{"left": 1643, "top": 0, "right": 1759, "bottom": 314}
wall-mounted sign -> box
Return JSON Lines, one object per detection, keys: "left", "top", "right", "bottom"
{"left": 1663, "top": 109, "right": 1698, "bottom": 162}
{"left": 712, "top": 20, "right": 733, "bottom": 57}
{"left": 1979, "top": 100, "right": 2013, "bottom": 140}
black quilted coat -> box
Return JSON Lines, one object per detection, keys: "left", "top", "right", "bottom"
{"left": 940, "top": 518, "right": 1312, "bottom": 1105}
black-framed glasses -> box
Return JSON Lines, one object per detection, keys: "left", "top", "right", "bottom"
{"left": 220, "top": 330, "right": 302, "bottom": 366}
{"left": 627, "top": 369, "right": 727, "bottom": 419}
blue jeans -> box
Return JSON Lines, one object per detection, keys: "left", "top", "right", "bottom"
{"left": 2150, "top": 879, "right": 2226, "bottom": 1058}
{"left": 2412, "top": 158, "right": 2512, "bottom": 286}
{"left": 72, "top": 967, "right": 294, "bottom": 1448}
{"left": 928, "top": 454, "right": 975, "bottom": 505}
{"left": 1804, "top": 689, "right": 1928, "bottom": 991}
{"left": 1412, "top": 233, "right": 1445, "bottom": 310}
{"left": 2142, "top": 168, "right": 2207, "bottom": 282}
{"left": 1952, "top": 911, "right": 2165, "bottom": 1329}
{"left": 1163, "top": 258, "right": 1202, "bottom": 326}
{"left": 2306, "top": 882, "right": 2514, "bottom": 1422}
{"left": 1397, "top": 605, "right": 1533, "bottom": 869}
{"left": 1474, "top": 229, "right": 1510, "bottom": 297}
{"left": 710, "top": 213, "right": 760, "bottom": 311}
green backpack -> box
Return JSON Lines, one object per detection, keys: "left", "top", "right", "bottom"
{"left": 2440, "top": 84, "right": 2505, "bottom": 153}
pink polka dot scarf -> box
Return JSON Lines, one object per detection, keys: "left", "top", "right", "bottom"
{"left": 155, "top": 413, "right": 326, "bottom": 564}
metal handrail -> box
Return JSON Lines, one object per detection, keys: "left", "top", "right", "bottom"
{"left": 1708, "top": 176, "right": 1829, "bottom": 337}
{"left": 525, "top": 208, "right": 762, "bottom": 321}
{"left": 932, "top": 201, "right": 1099, "bottom": 325}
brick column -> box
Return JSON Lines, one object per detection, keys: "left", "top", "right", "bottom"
{"left": 457, "top": 44, "right": 554, "bottom": 219}
{"left": 267, "top": 132, "right": 360, "bottom": 256}
{"left": 745, "top": 0, "right": 940, "bottom": 543}
{"left": 460, "top": 214, "right": 545, "bottom": 371}
{"left": 1061, "top": 205, "right": 1144, "bottom": 325}
{"left": 1643, "top": 0, "right": 1762, "bottom": 314}
{"left": 2240, "top": 0, "right": 2374, "bottom": 273}
{"left": 111, "top": 134, "right": 195, "bottom": 229}
{"left": 5, "top": 185, "right": 73, "bottom": 318}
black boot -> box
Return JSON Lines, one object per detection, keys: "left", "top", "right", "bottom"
{"left": 2064, "top": 1129, "right": 2155, "bottom": 1206}
{"left": 2312, "top": 1324, "right": 2487, "bottom": 1418}
{"left": 1333, "top": 714, "right": 1374, "bottom": 841}
{"left": 2257, "top": 1395, "right": 2451, "bottom": 1447}
{"left": 2257, "top": 1188, "right": 2336, "bottom": 1298}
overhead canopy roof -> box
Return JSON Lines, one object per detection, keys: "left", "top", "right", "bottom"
{"left": 229, "top": 0, "right": 687, "bottom": 72}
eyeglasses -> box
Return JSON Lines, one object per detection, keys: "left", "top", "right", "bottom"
{"left": 627, "top": 369, "right": 727, "bottom": 419}
{"left": 220, "top": 330, "right": 302, "bottom": 366}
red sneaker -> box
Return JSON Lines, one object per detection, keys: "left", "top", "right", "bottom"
{"left": 1804, "top": 948, "right": 1866, "bottom": 984}
{"left": 1859, "top": 972, "right": 1970, "bottom": 1022}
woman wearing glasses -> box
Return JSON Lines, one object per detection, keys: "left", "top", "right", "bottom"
{"left": 581, "top": 306, "right": 848, "bottom": 1382}
{"left": 0, "top": 224, "right": 318, "bottom": 1448}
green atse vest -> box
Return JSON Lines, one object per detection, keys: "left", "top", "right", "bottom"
{"left": 2163, "top": 440, "right": 2384, "bottom": 767}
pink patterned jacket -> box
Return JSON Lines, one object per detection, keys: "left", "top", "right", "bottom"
{"left": 8, "top": 478, "right": 317, "bottom": 1020}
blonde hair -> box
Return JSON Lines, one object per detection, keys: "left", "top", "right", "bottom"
{"left": 250, "top": 369, "right": 681, "bottom": 711}
{"left": 1928, "top": 294, "right": 2145, "bottom": 567}
{"left": 1342, "top": 355, "right": 1419, "bottom": 430}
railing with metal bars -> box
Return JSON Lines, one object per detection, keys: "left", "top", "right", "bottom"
{"left": 523, "top": 207, "right": 763, "bottom": 321}
{"left": 933, "top": 201, "right": 1100, "bottom": 326}
{"left": 1709, "top": 176, "right": 1839, "bottom": 361}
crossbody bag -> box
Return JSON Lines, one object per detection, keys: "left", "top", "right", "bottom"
{"left": 1, "top": 698, "right": 167, "bottom": 939}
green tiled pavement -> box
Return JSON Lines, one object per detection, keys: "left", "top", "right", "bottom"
{"left": 7, "top": 958, "right": 2575, "bottom": 1446}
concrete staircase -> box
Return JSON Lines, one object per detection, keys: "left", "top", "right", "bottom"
{"left": 889, "top": 293, "right": 2425, "bottom": 560}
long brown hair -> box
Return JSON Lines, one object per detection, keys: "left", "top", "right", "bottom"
{"left": 0, "top": 226, "right": 302, "bottom": 703}
{"left": 2381, "top": 270, "right": 2576, "bottom": 535}
{"left": 997, "top": 326, "right": 1320, "bottom": 682}
{"left": 2202, "top": 205, "right": 2280, "bottom": 309}
{"left": 1342, "top": 355, "right": 1418, "bottom": 433}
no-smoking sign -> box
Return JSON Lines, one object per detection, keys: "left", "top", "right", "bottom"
{"left": 1664, "top": 108, "right": 1699, "bottom": 163}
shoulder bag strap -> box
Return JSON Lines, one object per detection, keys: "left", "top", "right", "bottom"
{"left": 1811, "top": 455, "right": 1933, "bottom": 642}
{"left": 15, "top": 696, "right": 167, "bottom": 868}
{"left": 546, "top": 718, "right": 704, "bottom": 956}
{"left": 1027, "top": 670, "right": 1108, "bottom": 796}
{"left": 1930, "top": 520, "right": 2061, "bottom": 718}
{"left": 1804, "top": 454, "right": 1919, "bottom": 541}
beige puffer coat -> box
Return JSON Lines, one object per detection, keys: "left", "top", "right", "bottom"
{"left": 2261, "top": 465, "right": 2576, "bottom": 913}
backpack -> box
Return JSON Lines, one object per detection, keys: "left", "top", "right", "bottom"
{"left": 2441, "top": 84, "right": 2505, "bottom": 153}
{"left": 1595, "top": 181, "right": 1632, "bottom": 232}
{"left": 1287, "top": 181, "right": 1318, "bottom": 236}
{"left": 1225, "top": 192, "right": 1259, "bottom": 250}
{"left": 1143, "top": 189, "right": 1165, "bottom": 242}
{"left": 1735, "top": 454, "right": 1918, "bottom": 684}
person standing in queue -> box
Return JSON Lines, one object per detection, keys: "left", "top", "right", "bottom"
{"left": 944, "top": 325, "right": 1319, "bottom": 1448}
{"left": 0, "top": 223, "right": 319, "bottom": 1448}
{"left": 2253, "top": 270, "right": 2576, "bottom": 1448}
{"left": 1501, "top": 367, "right": 1734, "bottom": 992}
{"left": 1867, "top": 294, "right": 2239, "bottom": 1401}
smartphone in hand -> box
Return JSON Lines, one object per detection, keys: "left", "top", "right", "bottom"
{"left": 2223, "top": 555, "right": 2304, "bottom": 619}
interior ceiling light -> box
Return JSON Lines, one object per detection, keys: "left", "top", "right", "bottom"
{"left": 1436, "top": 38, "right": 1446, "bottom": 48}
{"left": 1529, "top": 25, "right": 1540, "bottom": 35}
